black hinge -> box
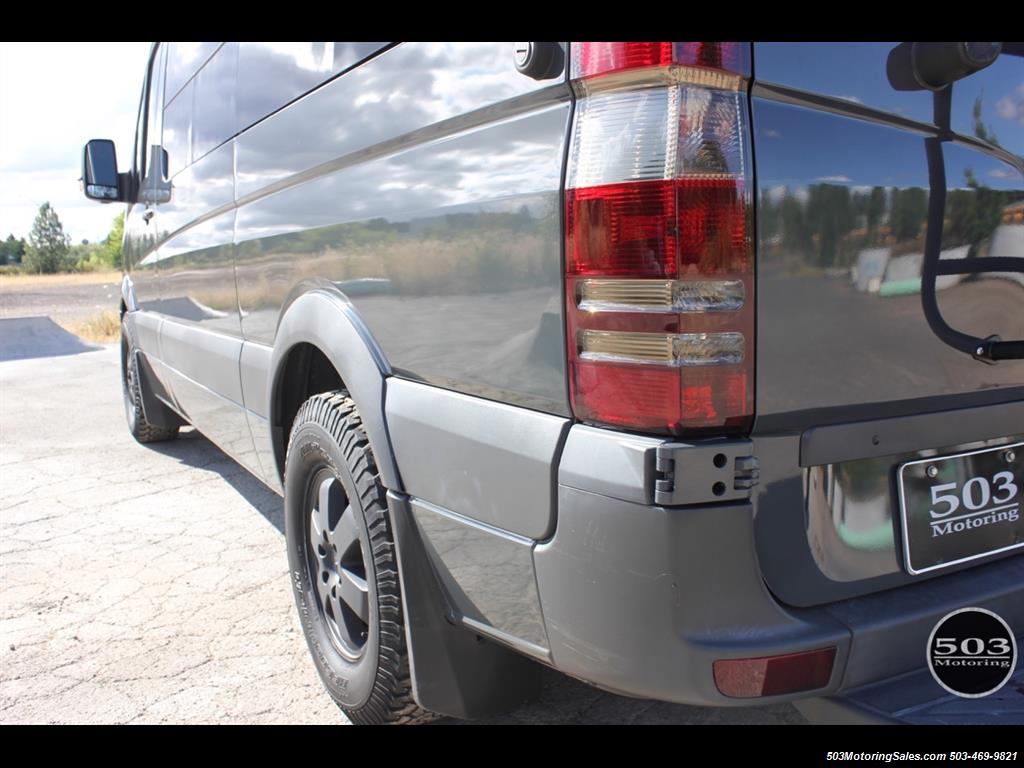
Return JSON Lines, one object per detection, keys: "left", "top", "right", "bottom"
{"left": 734, "top": 455, "right": 760, "bottom": 490}
{"left": 651, "top": 441, "right": 759, "bottom": 506}
{"left": 654, "top": 451, "right": 676, "bottom": 500}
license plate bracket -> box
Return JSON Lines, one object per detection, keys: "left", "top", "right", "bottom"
{"left": 897, "top": 442, "right": 1023, "bottom": 575}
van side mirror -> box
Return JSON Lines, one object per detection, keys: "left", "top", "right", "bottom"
{"left": 139, "top": 144, "right": 173, "bottom": 205}
{"left": 82, "top": 139, "right": 128, "bottom": 202}
{"left": 887, "top": 42, "right": 1002, "bottom": 91}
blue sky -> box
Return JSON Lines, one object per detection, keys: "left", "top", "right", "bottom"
{"left": 755, "top": 42, "right": 1024, "bottom": 159}
{"left": 0, "top": 42, "right": 152, "bottom": 243}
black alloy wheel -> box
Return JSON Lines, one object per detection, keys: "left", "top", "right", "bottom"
{"left": 284, "top": 390, "right": 435, "bottom": 724}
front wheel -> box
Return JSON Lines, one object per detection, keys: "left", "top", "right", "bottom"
{"left": 284, "top": 391, "right": 434, "bottom": 724}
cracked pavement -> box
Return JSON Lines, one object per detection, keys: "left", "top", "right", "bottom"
{"left": 0, "top": 324, "right": 805, "bottom": 724}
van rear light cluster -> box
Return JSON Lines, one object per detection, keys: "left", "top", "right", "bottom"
{"left": 566, "top": 42, "right": 754, "bottom": 435}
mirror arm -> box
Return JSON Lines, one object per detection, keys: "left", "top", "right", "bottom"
{"left": 118, "top": 172, "right": 137, "bottom": 205}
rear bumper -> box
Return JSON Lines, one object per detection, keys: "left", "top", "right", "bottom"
{"left": 535, "top": 424, "right": 1024, "bottom": 711}
{"left": 796, "top": 665, "right": 1024, "bottom": 725}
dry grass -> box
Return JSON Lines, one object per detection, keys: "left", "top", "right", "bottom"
{"left": 60, "top": 310, "right": 121, "bottom": 343}
{"left": 0, "top": 270, "right": 122, "bottom": 290}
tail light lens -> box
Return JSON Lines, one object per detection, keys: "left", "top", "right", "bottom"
{"left": 571, "top": 42, "right": 750, "bottom": 82}
{"left": 566, "top": 42, "right": 754, "bottom": 435}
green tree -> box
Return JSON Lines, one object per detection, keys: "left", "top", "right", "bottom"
{"left": 103, "top": 212, "right": 124, "bottom": 269}
{"left": 946, "top": 168, "right": 1010, "bottom": 253}
{"left": 24, "top": 202, "right": 70, "bottom": 273}
{"left": 0, "top": 234, "right": 26, "bottom": 265}
{"left": 865, "top": 186, "right": 887, "bottom": 245}
{"left": 805, "top": 184, "right": 855, "bottom": 267}
{"left": 889, "top": 187, "right": 928, "bottom": 242}
{"left": 972, "top": 95, "right": 1000, "bottom": 148}
{"left": 71, "top": 213, "right": 125, "bottom": 272}
{"left": 781, "top": 193, "right": 810, "bottom": 255}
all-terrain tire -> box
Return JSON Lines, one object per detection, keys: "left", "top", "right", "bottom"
{"left": 284, "top": 390, "right": 435, "bottom": 725}
{"left": 121, "top": 317, "right": 179, "bottom": 444}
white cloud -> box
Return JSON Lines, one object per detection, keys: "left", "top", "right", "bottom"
{"left": 988, "top": 168, "right": 1018, "bottom": 180}
{"left": 0, "top": 41, "right": 152, "bottom": 242}
{"left": 766, "top": 184, "right": 787, "bottom": 203}
{"left": 996, "top": 83, "right": 1024, "bottom": 127}
{"left": 815, "top": 175, "right": 852, "bottom": 183}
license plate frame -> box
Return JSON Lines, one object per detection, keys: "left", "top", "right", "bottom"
{"left": 897, "top": 442, "right": 1024, "bottom": 576}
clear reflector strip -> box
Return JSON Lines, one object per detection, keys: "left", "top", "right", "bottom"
{"left": 569, "top": 88, "right": 674, "bottom": 187}
{"left": 578, "top": 279, "right": 745, "bottom": 312}
{"left": 569, "top": 85, "right": 747, "bottom": 189}
{"left": 580, "top": 330, "right": 745, "bottom": 366}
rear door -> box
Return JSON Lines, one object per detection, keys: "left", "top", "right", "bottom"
{"left": 749, "top": 43, "right": 1023, "bottom": 605}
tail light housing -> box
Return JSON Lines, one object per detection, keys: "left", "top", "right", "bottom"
{"left": 566, "top": 42, "right": 754, "bottom": 435}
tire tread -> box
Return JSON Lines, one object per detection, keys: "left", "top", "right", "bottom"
{"left": 287, "top": 391, "right": 437, "bottom": 725}
{"left": 122, "top": 321, "right": 179, "bottom": 444}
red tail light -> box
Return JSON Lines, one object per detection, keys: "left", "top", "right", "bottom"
{"left": 567, "top": 179, "right": 749, "bottom": 277}
{"left": 571, "top": 42, "right": 750, "bottom": 81}
{"left": 566, "top": 42, "right": 754, "bottom": 435}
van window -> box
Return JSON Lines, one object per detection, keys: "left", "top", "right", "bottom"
{"left": 236, "top": 42, "right": 388, "bottom": 132}
{"left": 192, "top": 42, "right": 239, "bottom": 162}
{"left": 132, "top": 69, "right": 148, "bottom": 180}
{"left": 164, "top": 42, "right": 220, "bottom": 106}
{"left": 142, "top": 44, "right": 166, "bottom": 183}
{"left": 163, "top": 79, "right": 192, "bottom": 179}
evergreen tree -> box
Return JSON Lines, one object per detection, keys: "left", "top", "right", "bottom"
{"left": 0, "top": 234, "right": 26, "bottom": 265}
{"left": 24, "top": 202, "right": 70, "bottom": 273}
{"left": 972, "top": 95, "right": 1000, "bottom": 148}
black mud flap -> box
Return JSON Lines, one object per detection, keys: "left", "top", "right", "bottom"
{"left": 386, "top": 490, "right": 542, "bottom": 720}
{"left": 135, "top": 351, "right": 185, "bottom": 430}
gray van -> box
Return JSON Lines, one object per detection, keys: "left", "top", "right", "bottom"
{"left": 83, "top": 42, "right": 1023, "bottom": 724}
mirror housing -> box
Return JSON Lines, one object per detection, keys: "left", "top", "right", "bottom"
{"left": 138, "top": 144, "right": 173, "bottom": 205}
{"left": 82, "top": 139, "right": 129, "bottom": 203}
{"left": 888, "top": 42, "right": 1002, "bottom": 92}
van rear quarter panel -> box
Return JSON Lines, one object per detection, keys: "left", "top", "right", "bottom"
{"left": 233, "top": 43, "right": 572, "bottom": 416}
{"left": 750, "top": 43, "right": 1024, "bottom": 606}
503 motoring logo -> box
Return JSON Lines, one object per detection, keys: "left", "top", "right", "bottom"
{"left": 927, "top": 607, "right": 1018, "bottom": 698}
{"left": 926, "top": 463, "right": 1019, "bottom": 539}
{"left": 898, "top": 443, "right": 1023, "bottom": 575}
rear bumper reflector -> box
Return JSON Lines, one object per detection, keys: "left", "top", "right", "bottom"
{"left": 713, "top": 647, "right": 837, "bottom": 698}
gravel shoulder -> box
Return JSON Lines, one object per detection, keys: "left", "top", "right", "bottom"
{"left": 1, "top": 272, "right": 122, "bottom": 326}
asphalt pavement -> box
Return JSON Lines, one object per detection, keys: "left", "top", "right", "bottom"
{"left": 0, "top": 317, "right": 806, "bottom": 724}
